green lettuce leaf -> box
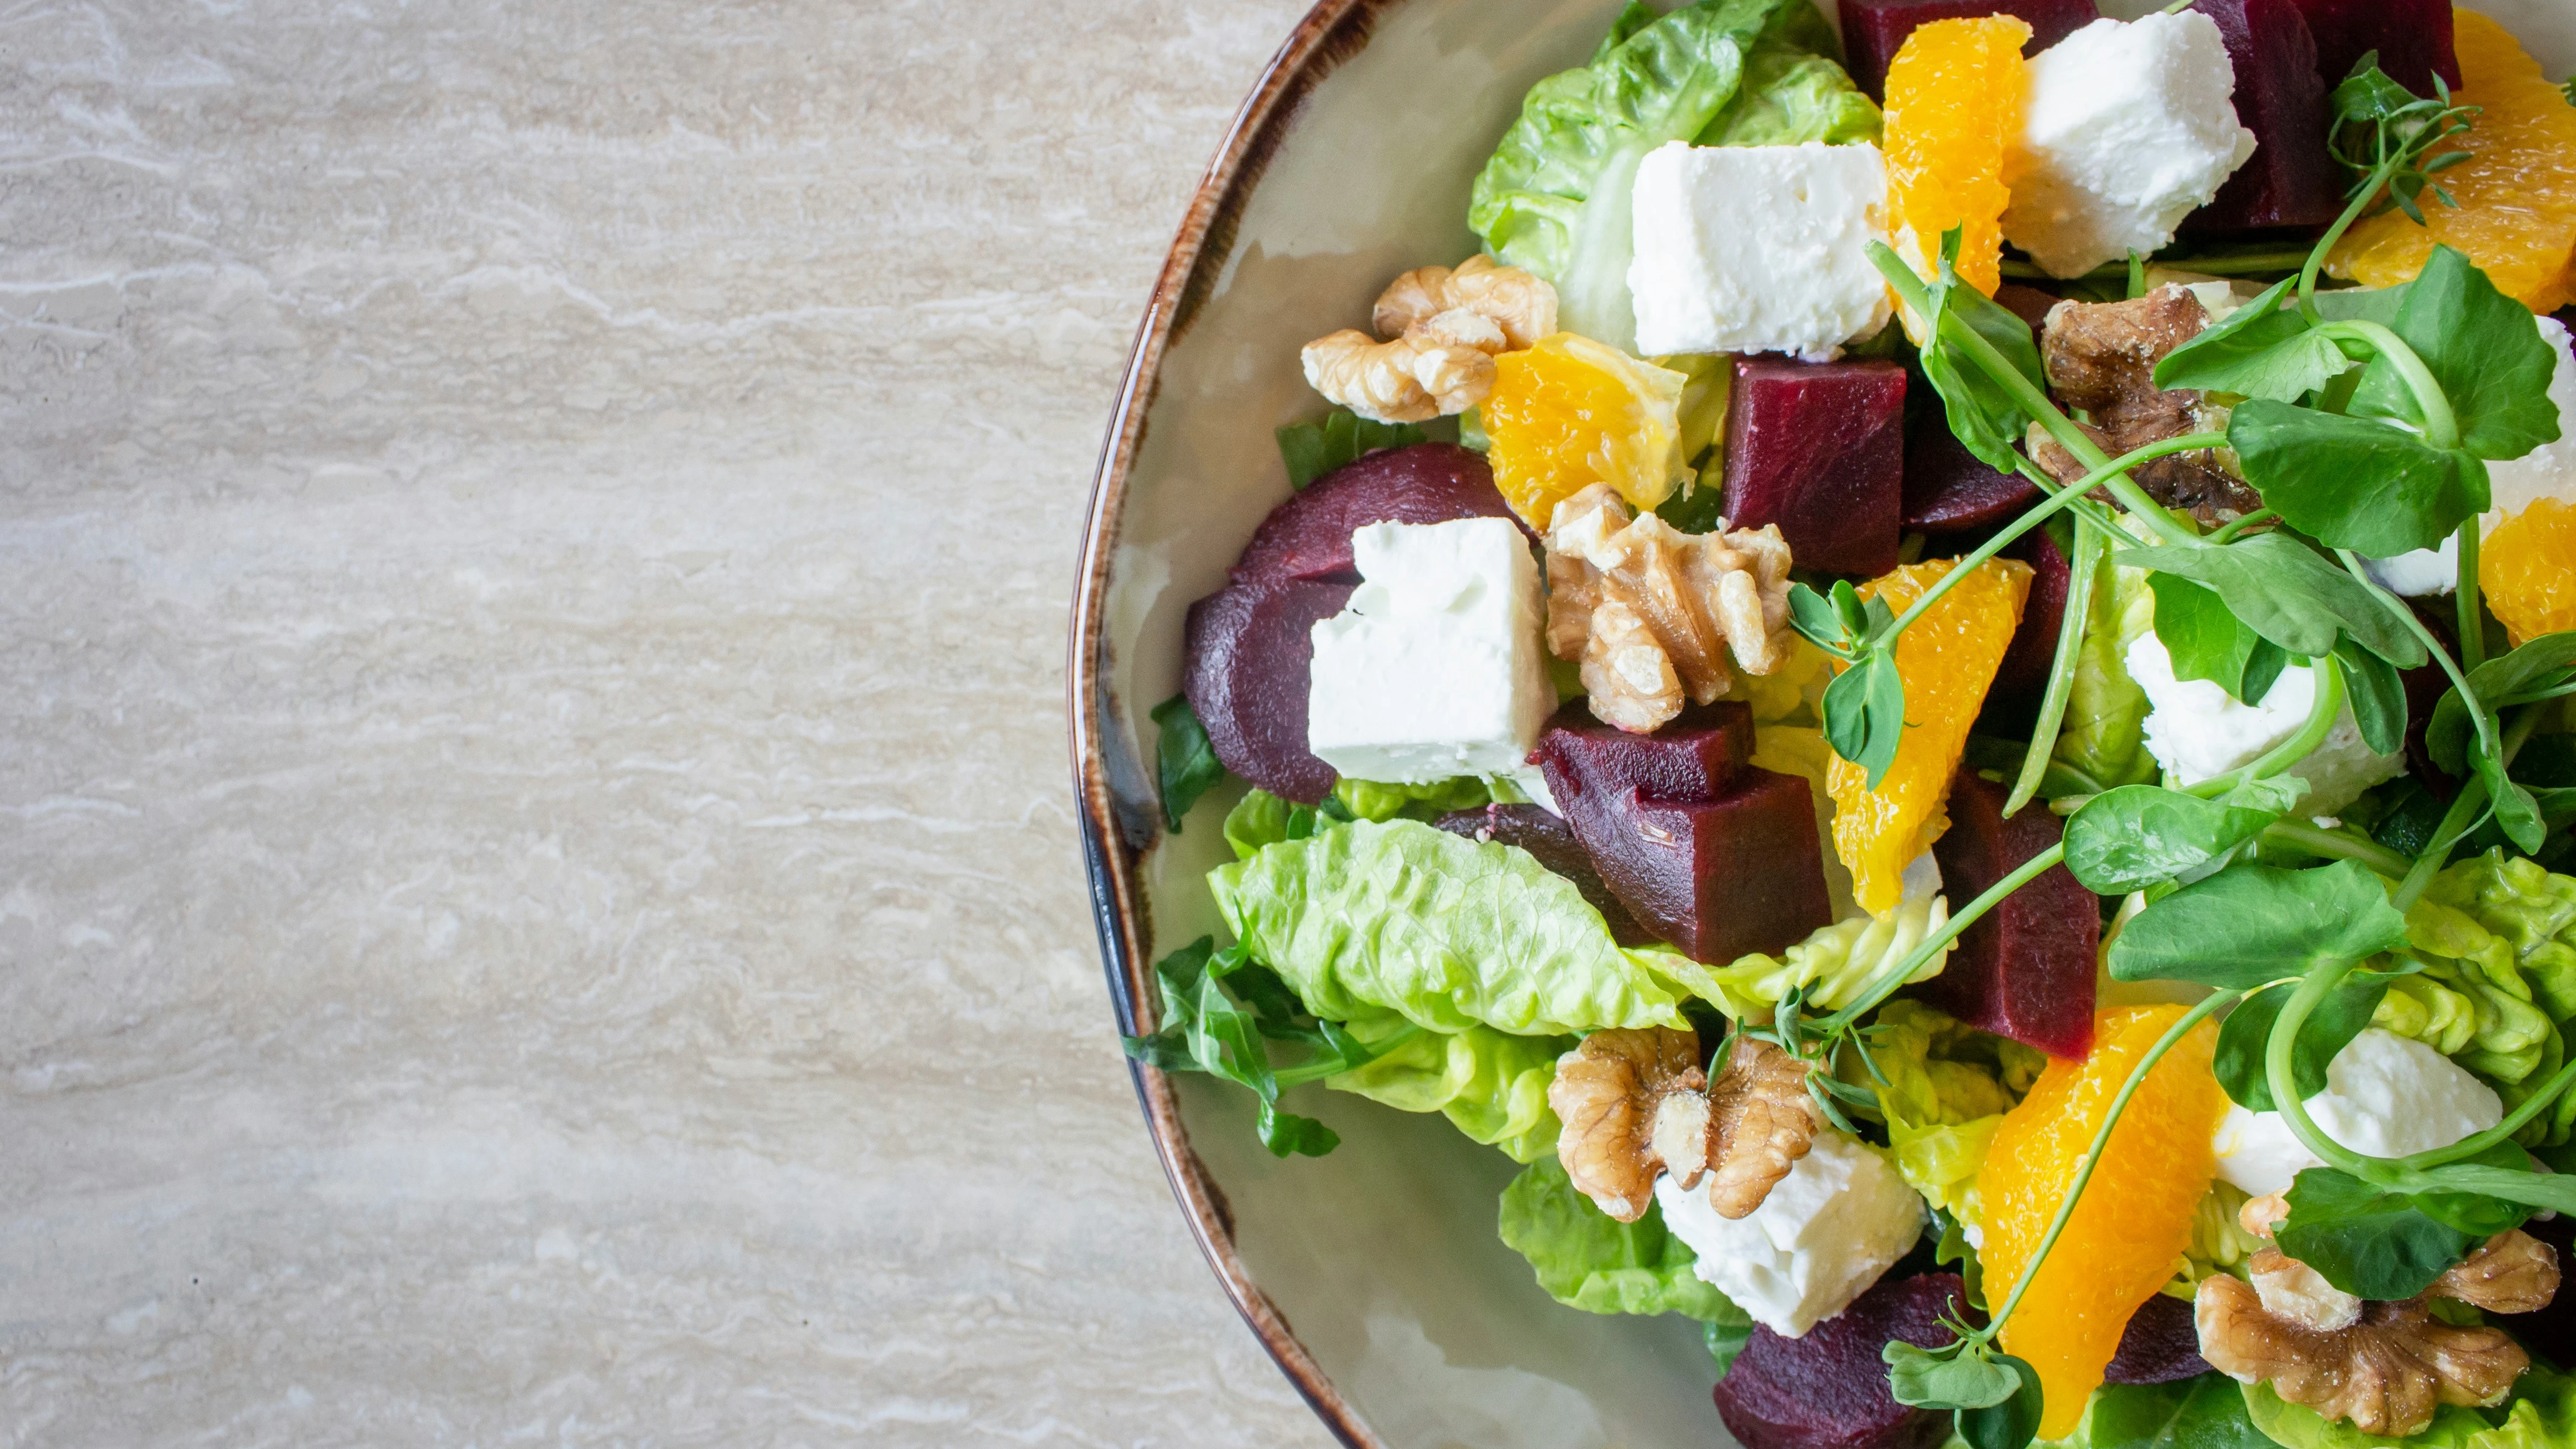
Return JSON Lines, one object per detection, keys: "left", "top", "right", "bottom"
{"left": 2424, "top": 849, "right": 2576, "bottom": 1022}
{"left": 1699, "top": 877, "right": 1951, "bottom": 1018}
{"left": 2384, "top": 851, "right": 2576, "bottom": 1148}
{"left": 1468, "top": 0, "right": 1864, "bottom": 351}
{"left": 1497, "top": 1155, "right": 1751, "bottom": 1322}
{"left": 1327, "top": 1011, "right": 1569, "bottom": 1164}
{"left": 1702, "top": 24, "right": 1881, "bottom": 148}
{"left": 1334, "top": 775, "right": 1492, "bottom": 823}
{"left": 2052, "top": 549, "right": 2162, "bottom": 793}
{"left": 1853, "top": 1001, "right": 2045, "bottom": 1226}
{"left": 2238, "top": 1367, "right": 2576, "bottom": 1449}
{"left": 1210, "top": 818, "right": 1701, "bottom": 1036}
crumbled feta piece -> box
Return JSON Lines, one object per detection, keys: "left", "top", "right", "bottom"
{"left": 1308, "top": 518, "right": 1553, "bottom": 785}
{"left": 2362, "top": 535, "right": 2459, "bottom": 597}
{"left": 2125, "top": 631, "right": 2403, "bottom": 815}
{"left": 1628, "top": 141, "right": 1893, "bottom": 360}
{"left": 2003, "top": 13, "right": 2257, "bottom": 279}
{"left": 2211, "top": 1029, "right": 2503, "bottom": 1197}
{"left": 2485, "top": 315, "right": 2576, "bottom": 521}
{"left": 1656, "top": 1130, "right": 1926, "bottom": 1337}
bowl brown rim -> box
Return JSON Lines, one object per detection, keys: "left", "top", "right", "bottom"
{"left": 1064, "top": 1, "right": 1402, "bottom": 1444}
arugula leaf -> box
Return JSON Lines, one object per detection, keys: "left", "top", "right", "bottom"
{"left": 2211, "top": 974, "right": 2393, "bottom": 1112}
{"left": 2348, "top": 246, "right": 2563, "bottom": 463}
{"left": 2151, "top": 277, "right": 2357, "bottom": 402}
{"left": 2276, "top": 1166, "right": 2481, "bottom": 1298}
{"left": 2085, "top": 1377, "right": 2275, "bottom": 1449}
{"left": 1275, "top": 410, "right": 1427, "bottom": 489}
{"left": 2111, "top": 533, "right": 2425, "bottom": 668}
{"left": 2227, "top": 400, "right": 2490, "bottom": 558}
{"left": 2150, "top": 574, "right": 2288, "bottom": 705}
{"left": 1957, "top": 1356, "right": 2044, "bottom": 1449}
{"left": 2106, "top": 861, "right": 2411, "bottom": 988}
{"left": 2331, "top": 640, "right": 2408, "bottom": 757}
{"left": 1121, "top": 937, "right": 1359, "bottom": 1157}
{"left": 2065, "top": 779, "right": 2307, "bottom": 896}
{"left": 1885, "top": 1343, "right": 2022, "bottom": 1410}
{"left": 1151, "top": 694, "right": 1228, "bottom": 832}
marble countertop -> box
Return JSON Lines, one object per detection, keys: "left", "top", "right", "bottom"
{"left": 0, "top": 0, "right": 1328, "bottom": 1442}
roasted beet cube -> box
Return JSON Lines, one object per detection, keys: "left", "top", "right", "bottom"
{"left": 2103, "top": 1294, "right": 2213, "bottom": 1385}
{"left": 1723, "top": 358, "right": 1907, "bottom": 577}
{"left": 1546, "top": 775, "right": 1834, "bottom": 964}
{"left": 1912, "top": 768, "right": 2099, "bottom": 1058}
{"left": 1981, "top": 524, "right": 2074, "bottom": 731}
{"left": 1838, "top": 0, "right": 2099, "bottom": 102}
{"left": 1902, "top": 408, "right": 2041, "bottom": 533}
{"left": 2290, "top": 0, "right": 2457, "bottom": 95}
{"left": 1230, "top": 442, "right": 1521, "bottom": 586}
{"left": 1713, "top": 1273, "right": 1974, "bottom": 1449}
{"left": 2184, "top": 0, "right": 2342, "bottom": 232}
{"left": 1181, "top": 579, "right": 1351, "bottom": 805}
{"left": 1436, "top": 802, "right": 1654, "bottom": 945}
{"left": 1531, "top": 699, "right": 1756, "bottom": 802}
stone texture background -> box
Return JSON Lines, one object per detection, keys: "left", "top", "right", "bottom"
{"left": 0, "top": 0, "right": 1329, "bottom": 1443}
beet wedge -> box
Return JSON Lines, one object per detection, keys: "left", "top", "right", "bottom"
{"left": 1912, "top": 767, "right": 2099, "bottom": 1058}
{"left": 1713, "top": 1273, "right": 1975, "bottom": 1449}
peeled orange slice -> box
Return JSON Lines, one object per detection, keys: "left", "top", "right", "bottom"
{"left": 1482, "top": 333, "right": 1687, "bottom": 527}
{"left": 1881, "top": 16, "right": 2032, "bottom": 313}
{"left": 2482, "top": 497, "right": 2576, "bottom": 646}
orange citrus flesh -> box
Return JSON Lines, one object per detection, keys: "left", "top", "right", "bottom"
{"left": 1980, "top": 1006, "right": 2228, "bottom": 1440}
{"left": 2328, "top": 11, "right": 2576, "bottom": 312}
{"left": 1827, "top": 557, "right": 2032, "bottom": 915}
{"left": 1482, "top": 332, "right": 1687, "bottom": 527}
{"left": 2482, "top": 497, "right": 2576, "bottom": 646}
{"left": 1881, "top": 15, "right": 2031, "bottom": 322}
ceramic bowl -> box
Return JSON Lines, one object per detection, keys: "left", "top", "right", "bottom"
{"left": 1068, "top": 4, "right": 2576, "bottom": 1444}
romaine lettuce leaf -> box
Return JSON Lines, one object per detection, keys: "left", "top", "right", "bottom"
{"left": 2238, "top": 1367, "right": 2576, "bottom": 1449}
{"left": 1210, "top": 819, "right": 1701, "bottom": 1036}
{"left": 1468, "top": 0, "right": 1867, "bottom": 352}
{"left": 1852, "top": 1001, "right": 2044, "bottom": 1225}
{"left": 1328, "top": 1011, "right": 1569, "bottom": 1164}
{"left": 2385, "top": 851, "right": 2576, "bottom": 1146}
{"left": 2424, "top": 849, "right": 2576, "bottom": 1022}
{"left": 2052, "top": 551, "right": 2162, "bottom": 793}
{"left": 1334, "top": 775, "right": 1492, "bottom": 823}
{"left": 1498, "top": 1155, "right": 1751, "bottom": 1322}
{"left": 1697, "top": 870, "right": 1951, "bottom": 1018}
{"left": 1705, "top": 43, "right": 1881, "bottom": 149}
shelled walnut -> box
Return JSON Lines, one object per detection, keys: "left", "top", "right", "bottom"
{"left": 1300, "top": 255, "right": 1557, "bottom": 424}
{"left": 1548, "top": 1028, "right": 1819, "bottom": 1225}
{"left": 2196, "top": 1280, "right": 2527, "bottom": 1437}
{"left": 1696, "top": 1036, "right": 1822, "bottom": 1219}
{"left": 1543, "top": 484, "right": 1795, "bottom": 734}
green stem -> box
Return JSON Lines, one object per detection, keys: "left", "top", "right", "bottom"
{"left": 2205, "top": 508, "right": 2278, "bottom": 545}
{"left": 1275, "top": 1024, "right": 1422, "bottom": 1086}
{"left": 2183, "top": 652, "right": 2346, "bottom": 799}
{"left": 2261, "top": 819, "right": 2412, "bottom": 876}
{"left": 2000, "top": 251, "right": 2316, "bottom": 282}
{"left": 1983, "top": 990, "right": 2241, "bottom": 1338}
{"left": 2266, "top": 960, "right": 2384, "bottom": 1178}
{"left": 2337, "top": 548, "right": 2497, "bottom": 766}
{"left": 2299, "top": 178, "right": 2385, "bottom": 320}
{"left": 1820, "top": 844, "right": 2069, "bottom": 1037}
{"left": 1875, "top": 434, "right": 2227, "bottom": 648}
{"left": 2457, "top": 523, "right": 2486, "bottom": 673}
{"left": 2008, "top": 518, "right": 2105, "bottom": 817}
{"left": 2011, "top": 454, "right": 2128, "bottom": 537}
{"left": 2399, "top": 1053, "right": 2576, "bottom": 1170}
{"left": 2313, "top": 321, "right": 2459, "bottom": 448}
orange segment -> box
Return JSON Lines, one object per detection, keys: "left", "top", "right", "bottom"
{"left": 1881, "top": 16, "right": 2031, "bottom": 316}
{"left": 1980, "top": 1006, "right": 2227, "bottom": 1440}
{"left": 2328, "top": 11, "right": 2576, "bottom": 312}
{"left": 1828, "top": 557, "right": 2032, "bottom": 915}
{"left": 1482, "top": 333, "right": 1687, "bottom": 527}
{"left": 2482, "top": 497, "right": 2576, "bottom": 646}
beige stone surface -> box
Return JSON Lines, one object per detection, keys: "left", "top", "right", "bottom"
{"left": 0, "top": 0, "right": 1329, "bottom": 1442}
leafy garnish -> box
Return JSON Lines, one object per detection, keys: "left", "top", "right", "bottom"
{"left": 1275, "top": 410, "right": 1425, "bottom": 489}
{"left": 1150, "top": 693, "right": 1228, "bottom": 832}
{"left": 1121, "top": 936, "right": 1383, "bottom": 1157}
{"left": 2211, "top": 972, "right": 2394, "bottom": 1112}
{"left": 2064, "top": 779, "right": 2308, "bottom": 897}
{"left": 2105, "top": 861, "right": 2412, "bottom": 989}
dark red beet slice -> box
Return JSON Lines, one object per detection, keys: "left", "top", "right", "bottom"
{"left": 1181, "top": 579, "right": 1350, "bottom": 805}
{"left": 1994, "top": 284, "right": 2062, "bottom": 332}
{"left": 2495, "top": 1210, "right": 2574, "bottom": 1362}
{"left": 1543, "top": 778, "right": 1834, "bottom": 965}
{"left": 1714, "top": 1273, "right": 1974, "bottom": 1449}
{"left": 1903, "top": 408, "right": 2041, "bottom": 533}
{"left": 1837, "top": 0, "right": 2098, "bottom": 102}
{"left": 1436, "top": 803, "right": 1655, "bottom": 946}
{"left": 2103, "top": 1294, "right": 2213, "bottom": 1385}
{"left": 1530, "top": 699, "right": 1756, "bottom": 802}
{"left": 2183, "top": 0, "right": 2341, "bottom": 233}
{"left": 1984, "top": 525, "right": 2074, "bottom": 727}
{"left": 1723, "top": 358, "right": 1907, "bottom": 578}
{"left": 2289, "top": 0, "right": 2457, "bottom": 95}
{"left": 1229, "top": 442, "right": 1521, "bottom": 586}
{"left": 1912, "top": 768, "right": 2099, "bottom": 1058}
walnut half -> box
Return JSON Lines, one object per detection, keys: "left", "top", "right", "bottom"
{"left": 2197, "top": 1278, "right": 2527, "bottom": 1438}
{"left": 1300, "top": 255, "right": 1557, "bottom": 424}
{"left": 1547, "top": 1029, "right": 1820, "bottom": 1224}
{"left": 1699, "top": 1035, "right": 1823, "bottom": 1219}
{"left": 2432, "top": 1229, "right": 2562, "bottom": 1315}
{"left": 1544, "top": 484, "right": 1795, "bottom": 734}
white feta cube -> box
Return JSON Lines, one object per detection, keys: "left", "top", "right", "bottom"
{"left": 1307, "top": 518, "right": 1553, "bottom": 785}
{"left": 2004, "top": 13, "right": 2257, "bottom": 279}
{"left": 1628, "top": 140, "right": 1893, "bottom": 360}
{"left": 2212, "top": 1028, "right": 2503, "bottom": 1197}
{"left": 2362, "top": 536, "right": 2459, "bottom": 598}
{"left": 1656, "top": 1130, "right": 1925, "bottom": 1337}
{"left": 2364, "top": 315, "right": 2576, "bottom": 593}
{"left": 2125, "top": 631, "right": 2403, "bottom": 816}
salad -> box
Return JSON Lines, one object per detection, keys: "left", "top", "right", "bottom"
{"left": 1128, "top": 1, "right": 2576, "bottom": 1445}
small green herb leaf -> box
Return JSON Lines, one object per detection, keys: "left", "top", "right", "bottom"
{"left": 2427, "top": 631, "right": 2576, "bottom": 773}
{"left": 1151, "top": 694, "right": 1228, "bottom": 832}
{"left": 2106, "top": 861, "right": 2411, "bottom": 988}
{"left": 2333, "top": 639, "right": 2409, "bottom": 757}
{"left": 1885, "top": 1343, "right": 2022, "bottom": 1411}
{"left": 2084, "top": 1376, "right": 2275, "bottom": 1449}
{"left": 1956, "top": 1356, "right": 2045, "bottom": 1449}
{"left": 2348, "top": 246, "right": 2563, "bottom": 463}
{"left": 1822, "top": 648, "right": 1908, "bottom": 789}
{"left": 2211, "top": 973, "right": 2392, "bottom": 1112}
{"left": 2150, "top": 574, "right": 2290, "bottom": 705}
{"left": 2064, "top": 780, "right": 2306, "bottom": 896}
{"left": 2113, "top": 533, "right": 2426, "bottom": 668}
{"left": 2277, "top": 1167, "right": 2477, "bottom": 1299}
{"left": 1121, "top": 936, "right": 1373, "bottom": 1158}
{"left": 2151, "top": 277, "right": 2356, "bottom": 402}
{"left": 1276, "top": 410, "right": 1427, "bottom": 489}
{"left": 2228, "top": 400, "right": 2490, "bottom": 558}
{"left": 1897, "top": 231, "right": 2045, "bottom": 472}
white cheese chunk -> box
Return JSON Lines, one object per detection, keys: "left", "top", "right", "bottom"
{"left": 2362, "top": 536, "right": 2459, "bottom": 598}
{"left": 2003, "top": 13, "right": 2257, "bottom": 278}
{"left": 1628, "top": 140, "right": 1893, "bottom": 360}
{"left": 2363, "top": 315, "right": 2576, "bottom": 593}
{"left": 1307, "top": 518, "right": 1553, "bottom": 786}
{"left": 2125, "top": 631, "right": 2403, "bottom": 816}
{"left": 1656, "top": 1130, "right": 1925, "bottom": 1337}
{"left": 2211, "top": 1029, "right": 2504, "bottom": 1197}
